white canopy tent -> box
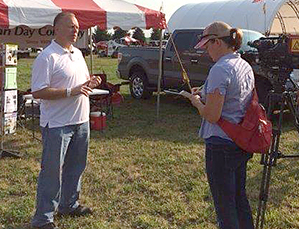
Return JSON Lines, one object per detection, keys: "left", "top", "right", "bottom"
{"left": 167, "top": 0, "right": 299, "bottom": 35}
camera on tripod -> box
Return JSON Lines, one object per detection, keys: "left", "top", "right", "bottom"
{"left": 251, "top": 35, "right": 299, "bottom": 229}
{"left": 247, "top": 35, "right": 299, "bottom": 92}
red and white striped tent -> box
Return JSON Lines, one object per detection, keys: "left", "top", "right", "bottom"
{"left": 0, "top": 0, "right": 166, "bottom": 30}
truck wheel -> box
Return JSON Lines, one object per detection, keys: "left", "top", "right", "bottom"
{"left": 130, "top": 72, "right": 152, "bottom": 99}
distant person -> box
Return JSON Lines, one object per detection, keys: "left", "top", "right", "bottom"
{"left": 31, "top": 12, "right": 101, "bottom": 229}
{"left": 188, "top": 21, "right": 254, "bottom": 229}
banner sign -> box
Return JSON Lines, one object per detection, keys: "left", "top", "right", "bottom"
{"left": 0, "top": 44, "right": 18, "bottom": 66}
{"left": 0, "top": 25, "right": 88, "bottom": 49}
{"left": 4, "top": 67, "right": 17, "bottom": 90}
{"left": 3, "top": 112, "right": 17, "bottom": 134}
{"left": 4, "top": 90, "right": 18, "bottom": 113}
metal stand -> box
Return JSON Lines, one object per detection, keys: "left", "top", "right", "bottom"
{"left": 0, "top": 103, "right": 22, "bottom": 159}
{"left": 0, "top": 44, "right": 22, "bottom": 159}
{"left": 255, "top": 89, "right": 299, "bottom": 229}
{"left": 0, "top": 149, "right": 21, "bottom": 158}
{"left": 0, "top": 97, "right": 22, "bottom": 159}
{"left": 30, "top": 94, "right": 38, "bottom": 140}
{"left": 17, "top": 93, "right": 41, "bottom": 142}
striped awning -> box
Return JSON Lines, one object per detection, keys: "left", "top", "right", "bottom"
{"left": 0, "top": 0, "right": 166, "bottom": 30}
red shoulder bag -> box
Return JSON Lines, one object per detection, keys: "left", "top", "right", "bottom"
{"left": 217, "top": 89, "right": 272, "bottom": 154}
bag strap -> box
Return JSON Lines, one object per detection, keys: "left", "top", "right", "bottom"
{"left": 217, "top": 87, "right": 257, "bottom": 125}
{"left": 252, "top": 88, "right": 259, "bottom": 103}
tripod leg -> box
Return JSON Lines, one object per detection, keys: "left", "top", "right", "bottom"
{"left": 285, "top": 92, "right": 299, "bottom": 132}
{"left": 256, "top": 91, "right": 284, "bottom": 229}
{"left": 258, "top": 158, "right": 275, "bottom": 229}
{"left": 256, "top": 145, "right": 276, "bottom": 229}
{"left": 256, "top": 154, "right": 269, "bottom": 228}
{"left": 256, "top": 91, "right": 274, "bottom": 228}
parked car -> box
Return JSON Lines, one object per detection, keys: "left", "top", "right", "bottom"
{"left": 117, "top": 28, "right": 274, "bottom": 106}
{"left": 107, "top": 40, "right": 126, "bottom": 57}
{"left": 98, "top": 50, "right": 107, "bottom": 57}
{"left": 17, "top": 48, "right": 31, "bottom": 59}
{"left": 111, "top": 47, "right": 120, "bottom": 58}
{"left": 148, "top": 40, "right": 168, "bottom": 47}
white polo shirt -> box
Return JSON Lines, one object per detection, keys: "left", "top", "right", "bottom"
{"left": 31, "top": 40, "right": 90, "bottom": 128}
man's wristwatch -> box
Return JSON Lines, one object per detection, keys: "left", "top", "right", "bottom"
{"left": 66, "top": 88, "right": 72, "bottom": 97}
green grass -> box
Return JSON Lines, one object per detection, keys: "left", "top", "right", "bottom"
{"left": 1, "top": 56, "right": 299, "bottom": 228}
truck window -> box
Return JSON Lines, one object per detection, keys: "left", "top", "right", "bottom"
{"left": 170, "top": 32, "right": 195, "bottom": 52}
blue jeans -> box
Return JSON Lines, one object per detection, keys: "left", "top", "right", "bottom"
{"left": 32, "top": 122, "right": 89, "bottom": 227}
{"left": 205, "top": 137, "right": 254, "bottom": 229}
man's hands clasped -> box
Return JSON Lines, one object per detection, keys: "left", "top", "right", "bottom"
{"left": 71, "top": 75, "right": 102, "bottom": 97}
{"left": 87, "top": 75, "right": 102, "bottom": 89}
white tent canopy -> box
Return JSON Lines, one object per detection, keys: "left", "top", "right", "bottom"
{"left": 167, "top": 0, "right": 299, "bottom": 35}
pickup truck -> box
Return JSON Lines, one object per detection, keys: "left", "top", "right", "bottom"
{"left": 117, "top": 29, "right": 272, "bottom": 104}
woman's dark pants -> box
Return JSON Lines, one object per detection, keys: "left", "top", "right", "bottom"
{"left": 205, "top": 139, "right": 254, "bottom": 229}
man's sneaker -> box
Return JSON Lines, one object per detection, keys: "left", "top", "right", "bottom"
{"left": 56, "top": 205, "right": 92, "bottom": 217}
{"left": 33, "top": 222, "right": 58, "bottom": 229}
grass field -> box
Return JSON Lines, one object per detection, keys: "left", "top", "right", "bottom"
{"left": 1, "top": 56, "right": 299, "bottom": 229}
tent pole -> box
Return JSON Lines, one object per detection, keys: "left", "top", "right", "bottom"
{"left": 89, "top": 28, "right": 93, "bottom": 75}
{"left": 156, "top": 29, "right": 163, "bottom": 120}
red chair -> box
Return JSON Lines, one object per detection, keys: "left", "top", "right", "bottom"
{"left": 89, "top": 73, "right": 125, "bottom": 116}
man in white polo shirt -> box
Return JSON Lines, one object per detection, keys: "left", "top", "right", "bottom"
{"left": 31, "top": 12, "right": 101, "bottom": 229}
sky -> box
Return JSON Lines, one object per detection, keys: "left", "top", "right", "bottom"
{"left": 126, "top": 0, "right": 201, "bottom": 22}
